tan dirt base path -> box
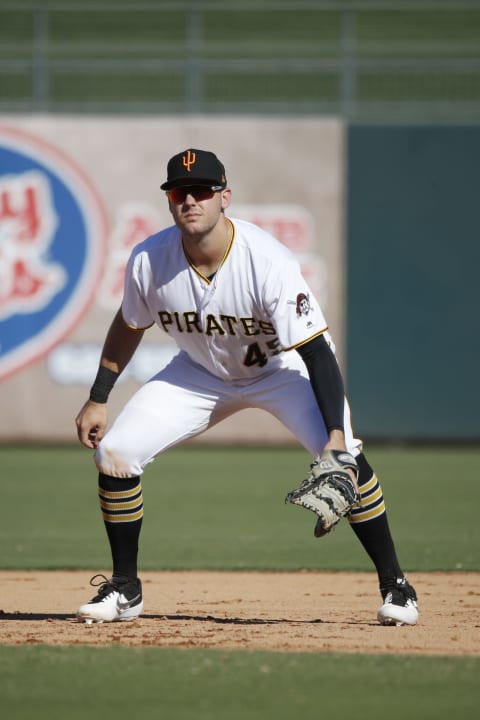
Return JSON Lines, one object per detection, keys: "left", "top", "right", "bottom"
{"left": 0, "top": 570, "right": 479, "bottom": 656}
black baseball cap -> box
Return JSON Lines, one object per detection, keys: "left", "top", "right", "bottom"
{"left": 160, "top": 148, "right": 227, "bottom": 190}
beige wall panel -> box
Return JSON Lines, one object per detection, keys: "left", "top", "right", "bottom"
{"left": 0, "top": 116, "right": 344, "bottom": 444}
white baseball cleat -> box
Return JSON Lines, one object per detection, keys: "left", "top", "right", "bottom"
{"left": 76, "top": 574, "right": 143, "bottom": 623}
{"left": 377, "top": 577, "right": 419, "bottom": 626}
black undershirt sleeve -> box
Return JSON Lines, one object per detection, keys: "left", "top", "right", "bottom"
{"left": 296, "top": 334, "right": 345, "bottom": 433}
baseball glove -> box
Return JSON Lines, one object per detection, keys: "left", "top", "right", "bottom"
{"left": 285, "top": 449, "right": 359, "bottom": 537}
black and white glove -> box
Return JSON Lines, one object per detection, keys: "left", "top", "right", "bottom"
{"left": 285, "top": 450, "right": 359, "bottom": 537}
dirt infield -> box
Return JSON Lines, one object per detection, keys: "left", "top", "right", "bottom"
{"left": 1, "top": 570, "right": 479, "bottom": 656}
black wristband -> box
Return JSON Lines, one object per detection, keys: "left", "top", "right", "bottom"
{"left": 89, "top": 366, "right": 120, "bottom": 404}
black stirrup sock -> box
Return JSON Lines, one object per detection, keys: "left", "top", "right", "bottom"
{"left": 348, "top": 454, "right": 403, "bottom": 582}
{"left": 98, "top": 472, "right": 144, "bottom": 581}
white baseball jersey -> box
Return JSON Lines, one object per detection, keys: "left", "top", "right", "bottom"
{"left": 121, "top": 217, "right": 333, "bottom": 382}
{"left": 96, "top": 216, "right": 361, "bottom": 478}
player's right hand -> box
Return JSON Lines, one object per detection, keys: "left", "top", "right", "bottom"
{"left": 75, "top": 400, "right": 108, "bottom": 449}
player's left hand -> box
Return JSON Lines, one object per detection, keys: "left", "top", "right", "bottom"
{"left": 285, "top": 449, "right": 359, "bottom": 537}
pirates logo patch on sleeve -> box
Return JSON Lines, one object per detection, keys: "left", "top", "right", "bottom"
{"left": 295, "top": 292, "right": 312, "bottom": 317}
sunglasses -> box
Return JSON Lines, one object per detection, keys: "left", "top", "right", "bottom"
{"left": 166, "top": 185, "right": 223, "bottom": 203}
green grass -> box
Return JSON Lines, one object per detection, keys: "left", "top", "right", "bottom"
{"left": 0, "top": 646, "right": 478, "bottom": 720}
{"left": 0, "top": 444, "right": 478, "bottom": 571}
{"left": 1, "top": 444, "right": 478, "bottom": 719}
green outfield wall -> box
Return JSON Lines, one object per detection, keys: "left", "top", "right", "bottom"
{"left": 346, "top": 125, "right": 480, "bottom": 441}
{"left": 1, "top": 119, "right": 478, "bottom": 443}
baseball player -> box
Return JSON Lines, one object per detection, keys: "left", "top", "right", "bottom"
{"left": 75, "top": 148, "right": 418, "bottom": 626}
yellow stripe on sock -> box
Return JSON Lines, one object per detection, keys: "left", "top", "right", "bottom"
{"left": 99, "top": 484, "right": 143, "bottom": 500}
{"left": 357, "top": 486, "right": 383, "bottom": 507}
{"left": 99, "top": 497, "right": 143, "bottom": 512}
{"left": 348, "top": 501, "right": 386, "bottom": 523}
{"left": 357, "top": 474, "right": 377, "bottom": 494}
{"left": 101, "top": 508, "right": 144, "bottom": 523}
{"left": 348, "top": 472, "right": 386, "bottom": 523}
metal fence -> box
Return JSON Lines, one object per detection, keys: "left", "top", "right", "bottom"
{"left": 1, "top": 0, "right": 479, "bottom": 120}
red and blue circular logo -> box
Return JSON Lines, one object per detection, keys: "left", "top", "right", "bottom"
{"left": 0, "top": 126, "right": 108, "bottom": 381}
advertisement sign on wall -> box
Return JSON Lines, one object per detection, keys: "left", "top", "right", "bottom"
{"left": 0, "top": 117, "right": 344, "bottom": 443}
{"left": 0, "top": 126, "right": 108, "bottom": 382}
